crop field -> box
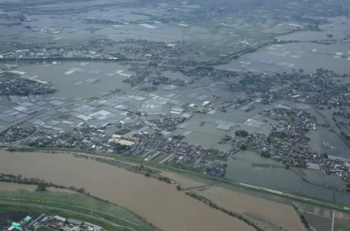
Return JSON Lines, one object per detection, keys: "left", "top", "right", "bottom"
{"left": 295, "top": 202, "right": 350, "bottom": 231}
{"left": 37, "top": 226, "right": 55, "bottom": 231}
{"left": 334, "top": 211, "right": 350, "bottom": 231}
{"left": 304, "top": 213, "right": 332, "bottom": 231}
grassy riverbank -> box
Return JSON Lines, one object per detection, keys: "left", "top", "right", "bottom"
{"left": 0, "top": 188, "right": 157, "bottom": 231}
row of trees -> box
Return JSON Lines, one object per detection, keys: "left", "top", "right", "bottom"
{"left": 0, "top": 173, "right": 87, "bottom": 195}
{"left": 144, "top": 173, "right": 172, "bottom": 184}
{"left": 261, "top": 151, "right": 271, "bottom": 158}
{"left": 157, "top": 176, "right": 171, "bottom": 184}
{"left": 299, "top": 215, "right": 309, "bottom": 228}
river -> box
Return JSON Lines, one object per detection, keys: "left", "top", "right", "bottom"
{"left": 0, "top": 182, "right": 75, "bottom": 193}
{"left": 0, "top": 150, "right": 255, "bottom": 231}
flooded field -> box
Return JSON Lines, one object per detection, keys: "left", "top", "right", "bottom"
{"left": 0, "top": 150, "right": 256, "bottom": 231}
{"left": 11, "top": 62, "right": 134, "bottom": 98}
{"left": 224, "top": 151, "right": 350, "bottom": 205}
{"left": 217, "top": 16, "right": 350, "bottom": 75}
{"left": 0, "top": 0, "right": 196, "bottom": 53}
{"left": 277, "top": 30, "right": 347, "bottom": 41}
{"left": 218, "top": 40, "right": 350, "bottom": 75}
{"left": 0, "top": 62, "right": 218, "bottom": 100}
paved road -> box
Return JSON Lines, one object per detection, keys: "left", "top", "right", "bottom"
{"left": 0, "top": 201, "right": 137, "bottom": 231}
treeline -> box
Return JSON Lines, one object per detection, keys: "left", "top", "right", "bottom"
{"left": 0, "top": 173, "right": 88, "bottom": 195}
{"left": 299, "top": 214, "right": 309, "bottom": 229}
{"left": 185, "top": 191, "right": 266, "bottom": 231}
{"left": 261, "top": 151, "right": 271, "bottom": 158}
{"left": 157, "top": 176, "right": 171, "bottom": 184}
{"left": 6, "top": 148, "right": 35, "bottom": 152}
{"left": 90, "top": 157, "right": 157, "bottom": 176}
{"left": 89, "top": 157, "right": 173, "bottom": 185}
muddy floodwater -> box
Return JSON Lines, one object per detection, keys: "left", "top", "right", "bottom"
{"left": 0, "top": 150, "right": 255, "bottom": 231}
{"left": 197, "top": 186, "right": 307, "bottom": 231}
{"left": 0, "top": 182, "right": 75, "bottom": 193}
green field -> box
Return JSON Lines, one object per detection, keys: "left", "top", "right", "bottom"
{"left": 203, "top": 154, "right": 217, "bottom": 161}
{"left": 203, "top": 154, "right": 228, "bottom": 162}
{"left": 37, "top": 226, "right": 55, "bottom": 231}
{"left": 0, "top": 189, "right": 157, "bottom": 231}
{"left": 304, "top": 213, "right": 332, "bottom": 231}
{"left": 216, "top": 155, "right": 229, "bottom": 162}
{"left": 334, "top": 218, "right": 350, "bottom": 231}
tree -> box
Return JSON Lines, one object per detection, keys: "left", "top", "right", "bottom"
{"left": 299, "top": 68, "right": 304, "bottom": 73}
{"left": 267, "top": 136, "right": 272, "bottom": 143}
{"left": 240, "top": 144, "right": 247, "bottom": 150}
{"left": 235, "top": 130, "right": 249, "bottom": 137}
{"left": 316, "top": 68, "right": 324, "bottom": 74}
{"left": 36, "top": 183, "right": 46, "bottom": 191}
{"left": 176, "top": 185, "right": 181, "bottom": 191}
{"left": 285, "top": 165, "right": 290, "bottom": 170}
{"left": 164, "top": 177, "right": 171, "bottom": 184}
{"left": 78, "top": 188, "right": 86, "bottom": 194}
{"left": 261, "top": 151, "right": 271, "bottom": 158}
{"left": 144, "top": 173, "right": 150, "bottom": 177}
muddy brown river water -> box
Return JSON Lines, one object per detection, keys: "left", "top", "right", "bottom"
{"left": 0, "top": 150, "right": 256, "bottom": 231}
{"left": 0, "top": 182, "right": 75, "bottom": 193}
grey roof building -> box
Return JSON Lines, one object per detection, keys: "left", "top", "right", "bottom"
{"left": 67, "top": 218, "right": 83, "bottom": 226}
